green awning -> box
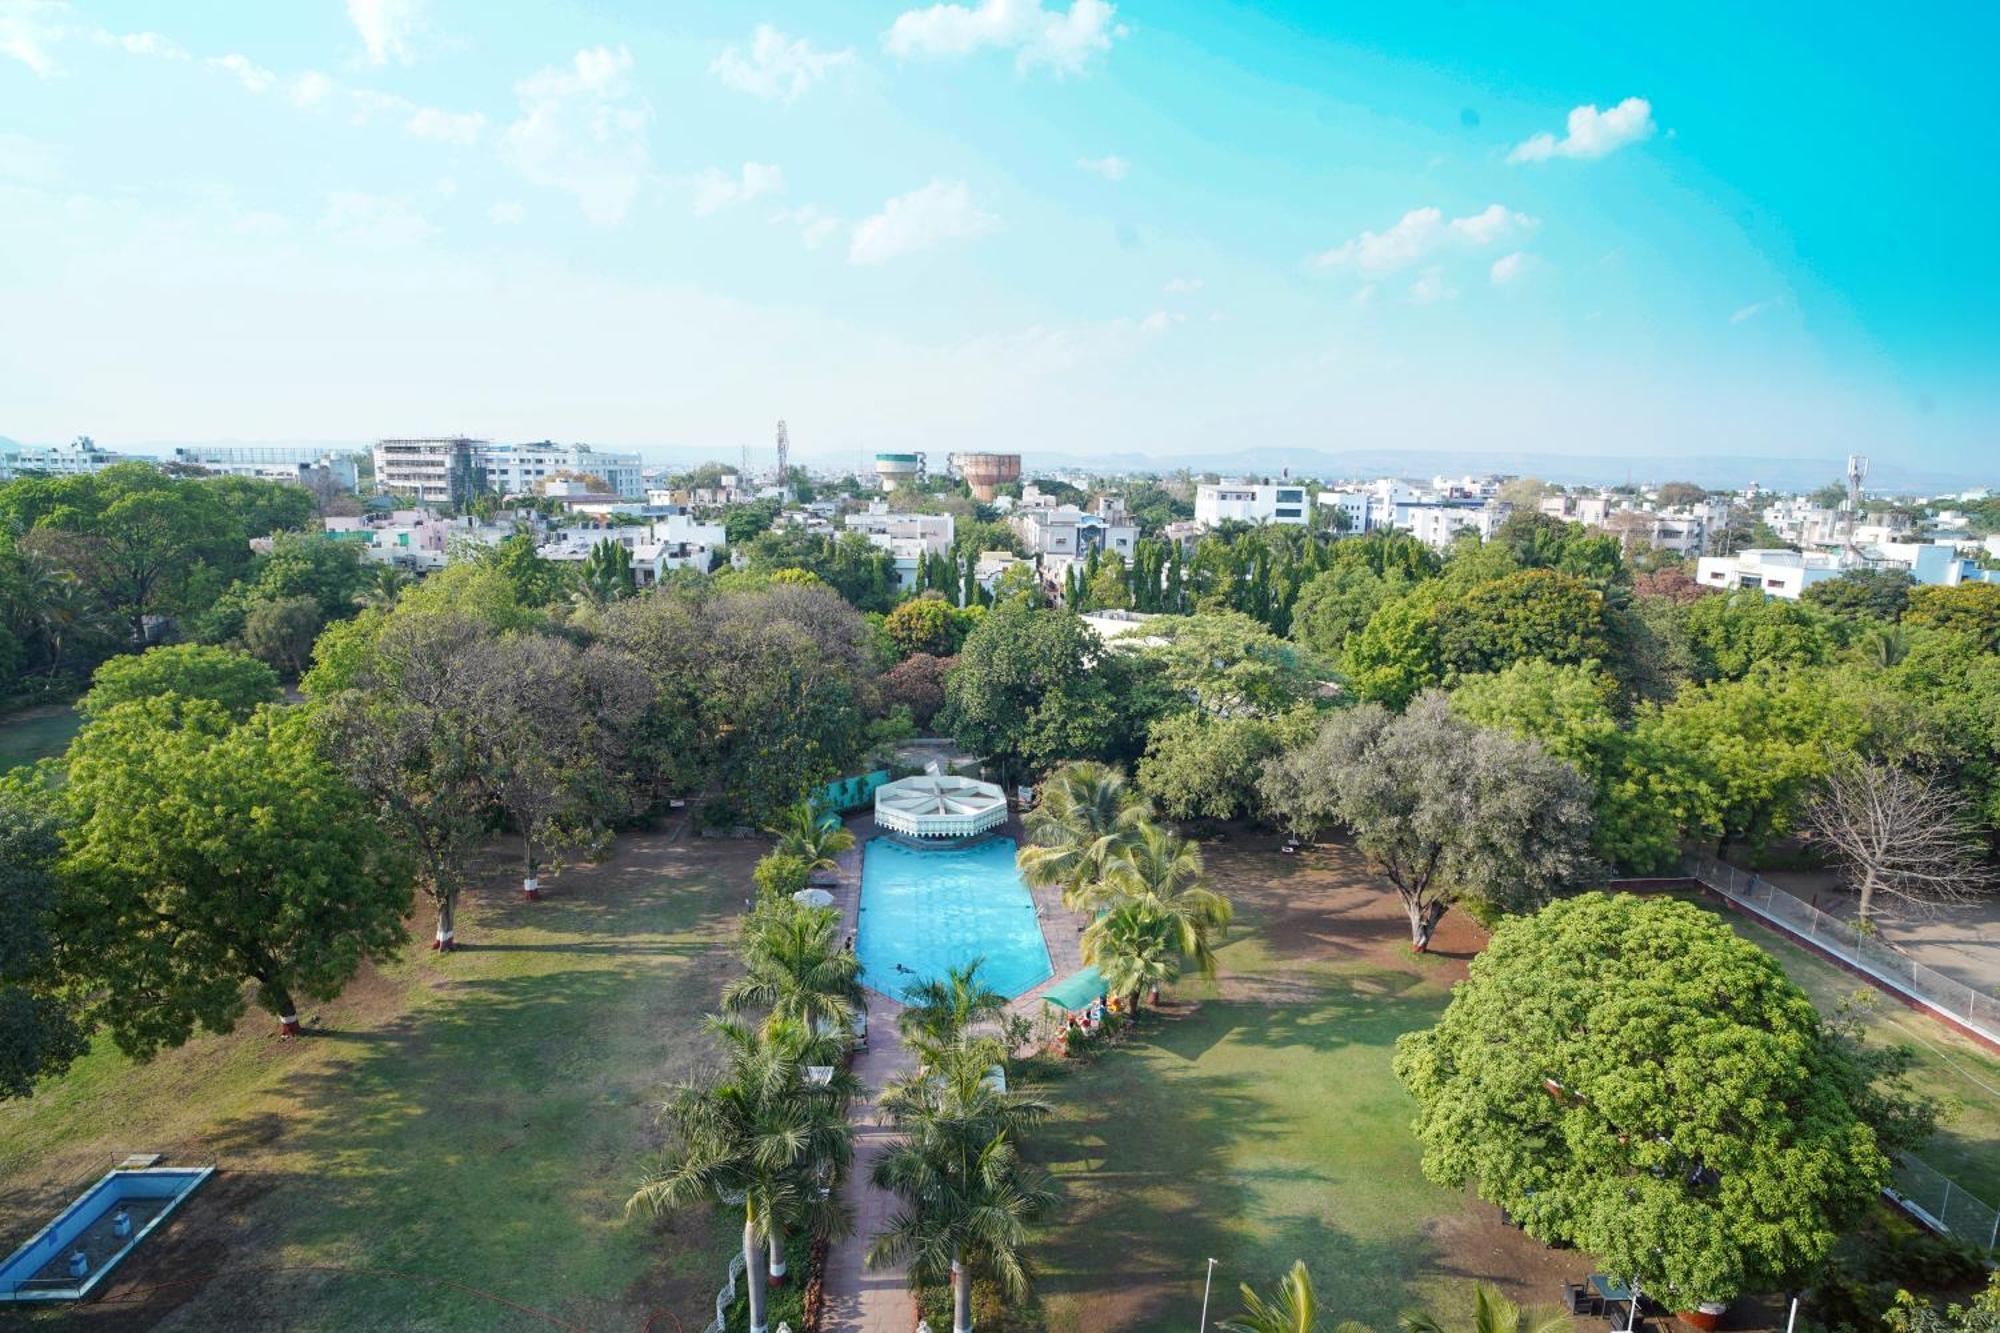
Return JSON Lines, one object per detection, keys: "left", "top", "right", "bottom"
{"left": 1041, "top": 967, "right": 1106, "bottom": 1012}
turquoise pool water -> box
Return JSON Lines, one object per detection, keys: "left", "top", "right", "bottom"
{"left": 857, "top": 837, "right": 1053, "bottom": 1001}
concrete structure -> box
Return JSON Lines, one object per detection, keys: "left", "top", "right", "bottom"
{"left": 0, "top": 437, "right": 139, "bottom": 478}
{"left": 1405, "top": 502, "right": 1506, "bottom": 549}
{"left": 844, "top": 504, "right": 955, "bottom": 553}
{"left": 1080, "top": 609, "right": 1165, "bottom": 645}
{"left": 479, "top": 441, "right": 643, "bottom": 500}
{"left": 949, "top": 451, "right": 1021, "bottom": 501}
{"left": 1012, "top": 498, "right": 1139, "bottom": 560}
{"left": 872, "top": 452, "right": 925, "bottom": 492}
{"left": 538, "top": 514, "right": 725, "bottom": 585}
{"left": 171, "top": 445, "right": 358, "bottom": 492}
{"left": 1194, "top": 481, "right": 1310, "bottom": 527}
{"left": 1698, "top": 543, "right": 2000, "bottom": 602}
{"left": 873, "top": 774, "right": 1009, "bottom": 840}
{"left": 373, "top": 437, "right": 489, "bottom": 507}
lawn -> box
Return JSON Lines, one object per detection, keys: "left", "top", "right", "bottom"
{"left": 1025, "top": 833, "right": 1587, "bottom": 1333}
{"left": 0, "top": 826, "right": 756, "bottom": 1331}
{"left": 1688, "top": 894, "right": 2000, "bottom": 1207}
{"left": 0, "top": 706, "right": 81, "bottom": 773}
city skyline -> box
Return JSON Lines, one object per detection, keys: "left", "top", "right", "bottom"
{"left": 2, "top": 1, "right": 1995, "bottom": 472}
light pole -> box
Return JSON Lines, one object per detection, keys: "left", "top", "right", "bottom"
{"left": 1199, "top": 1257, "right": 1218, "bottom": 1331}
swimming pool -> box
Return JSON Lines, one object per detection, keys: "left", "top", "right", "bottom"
{"left": 857, "top": 837, "right": 1053, "bottom": 1001}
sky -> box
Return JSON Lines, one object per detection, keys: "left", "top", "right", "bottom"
{"left": 2, "top": 0, "right": 1996, "bottom": 476}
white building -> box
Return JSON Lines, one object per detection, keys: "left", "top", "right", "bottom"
{"left": 372, "top": 438, "right": 643, "bottom": 505}
{"left": 844, "top": 504, "right": 956, "bottom": 554}
{"left": 0, "top": 436, "right": 140, "bottom": 478}
{"left": 172, "top": 445, "right": 358, "bottom": 492}
{"left": 479, "top": 441, "right": 644, "bottom": 500}
{"left": 1696, "top": 548, "right": 1847, "bottom": 600}
{"left": 1194, "top": 481, "right": 1310, "bottom": 527}
{"left": 1405, "top": 503, "right": 1507, "bottom": 549}
{"left": 539, "top": 515, "right": 725, "bottom": 586}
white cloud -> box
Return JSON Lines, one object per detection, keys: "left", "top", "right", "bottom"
{"left": 117, "top": 31, "right": 186, "bottom": 59}
{"left": 1312, "top": 204, "right": 1534, "bottom": 273}
{"left": 407, "top": 106, "right": 485, "bottom": 144}
{"left": 347, "top": 0, "right": 419, "bottom": 66}
{"left": 489, "top": 201, "right": 526, "bottom": 225}
{"left": 1489, "top": 251, "right": 1533, "bottom": 286}
{"left": 0, "top": 130, "right": 56, "bottom": 183}
{"left": 711, "top": 24, "right": 852, "bottom": 103}
{"left": 209, "top": 52, "right": 277, "bottom": 93}
{"left": 1077, "top": 153, "right": 1128, "bottom": 181}
{"left": 773, "top": 205, "right": 843, "bottom": 250}
{"left": 1408, "top": 267, "right": 1457, "bottom": 304}
{"left": 690, "top": 162, "right": 784, "bottom": 216}
{"left": 500, "top": 46, "right": 653, "bottom": 225}
{"left": 0, "top": 0, "right": 64, "bottom": 75}
{"left": 1508, "top": 96, "right": 1655, "bottom": 164}
{"left": 287, "top": 71, "right": 335, "bottom": 107}
{"left": 1730, "top": 299, "right": 1775, "bottom": 325}
{"left": 884, "top": 0, "right": 1125, "bottom": 74}
{"left": 849, "top": 179, "right": 997, "bottom": 266}
{"left": 1163, "top": 276, "right": 1203, "bottom": 294}
{"left": 321, "top": 191, "right": 438, "bottom": 247}
{"left": 1139, "top": 309, "right": 1185, "bottom": 334}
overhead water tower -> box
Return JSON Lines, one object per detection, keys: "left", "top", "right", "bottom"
{"left": 950, "top": 452, "right": 1022, "bottom": 502}
{"left": 874, "top": 452, "right": 925, "bottom": 492}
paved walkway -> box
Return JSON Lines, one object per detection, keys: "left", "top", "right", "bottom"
{"left": 820, "top": 988, "right": 917, "bottom": 1333}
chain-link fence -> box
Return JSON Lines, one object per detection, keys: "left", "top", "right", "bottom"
{"left": 1682, "top": 851, "right": 2000, "bottom": 1256}
{"left": 1682, "top": 851, "right": 2000, "bottom": 1045}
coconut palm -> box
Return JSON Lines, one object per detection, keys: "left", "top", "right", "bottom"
{"left": 1080, "top": 902, "right": 1181, "bottom": 1012}
{"left": 1400, "top": 1283, "right": 1572, "bottom": 1333}
{"left": 1017, "top": 761, "right": 1153, "bottom": 908}
{"left": 724, "top": 902, "right": 863, "bottom": 1040}
{"left": 1220, "top": 1260, "right": 1375, "bottom": 1333}
{"left": 628, "top": 1017, "right": 855, "bottom": 1333}
{"left": 356, "top": 563, "right": 410, "bottom": 609}
{"left": 869, "top": 1045, "right": 1056, "bottom": 1333}
{"left": 766, "top": 799, "right": 856, "bottom": 878}
{"left": 897, "top": 959, "right": 1009, "bottom": 1057}
{"left": 1090, "top": 822, "right": 1232, "bottom": 980}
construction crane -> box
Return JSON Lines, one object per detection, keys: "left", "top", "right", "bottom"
{"left": 774, "top": 420, "right": 791, "bottom": 504}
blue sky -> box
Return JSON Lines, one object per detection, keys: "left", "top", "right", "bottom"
{"left": 1, "top": 0, "right": 1995, "bottom": 474}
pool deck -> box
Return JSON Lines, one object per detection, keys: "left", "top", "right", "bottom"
{"left": 820, "top": 814, "right": 1090, "bottom": 1332}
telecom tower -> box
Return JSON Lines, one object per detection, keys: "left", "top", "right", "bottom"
{"left": 739, "top": 441, "right": 752, "bottom": 487}
{"left": 774, "top": 420, "right": 791, "bottom": 504}
{"left": 1843, "top": 453, "right": 1870, "bottom": 558}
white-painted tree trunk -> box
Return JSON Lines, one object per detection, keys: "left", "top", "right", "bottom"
{"left": 434, "top": 892, "right": 456, "bottom": 951}
{"left": 953, "top": 1252, "right": 972, "bottom": 1333}
{"left": 744, "top": 1217, "right": 769, "bottom": 1333}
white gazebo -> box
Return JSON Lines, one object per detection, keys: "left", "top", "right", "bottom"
{"left": 873, "top": 774, "right": 1009, "bottom": 840}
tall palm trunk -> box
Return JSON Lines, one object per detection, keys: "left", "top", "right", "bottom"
{"left": 743, "top": 1215, "right": 769, "bottom": 1333}
{"left": 952, "top": 1250, "right": 972, "bottom": 1333}
{"left": 768, "top": 1222, "right": 787, "bottom": 1284}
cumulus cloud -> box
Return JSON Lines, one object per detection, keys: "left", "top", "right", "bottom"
{"left": 321, "top": 191, "right": 438, "bottom": 247}
{"left": 1508, "top": 96, "right": 1654, "bottom": 163}
{"left": 0, "top": 1, "right": 64, "bottom": 74}
{"left": 1076, "top": 153, "right": 1128, "bottom": 181}
{"left": 884, "top": 0, "right": 1125, "bottom": 74}
{"left": 347, "top": 0, "right": 419, "bottom": 66}
{"left": 1163, "top": 276, "right": 1203, "bottom": 294}
{"left": 209, "top": 52, "right": 277, "bottom": 93}
{"left": 711, "top": 24, "right": 852, "bottom": 103}
{"left": 773, "top": 205, "right": 843, "bottom": 250}
{"left": 500, "top": 46, "right": 653, "bottom": 225}
{"left": 1489, "top": 251, "right": 1533, "bottom": 286}
{"left": 690, "top": 162, "right": 784, "bottom": 216}
{"left": 849, "top": 179, "right": 997, "bottom": 266}
{"left": 1312, "top": 203, "right": 1535, "bottom": 273}
{"left": 407, "top": 106, "right": 486, "bottom": 143}
{"left": 1409, "top": 267, "right": 1458, "bottom": 304}
{"left": 117, "top": 31, "right": 186, "bottom": 59}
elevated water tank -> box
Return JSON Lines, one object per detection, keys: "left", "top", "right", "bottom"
{"left": 950, "top": 452, "right": 1021, "bottom": 502}
{"left": 874, "top": 452, "right": 924, "bottom": 492}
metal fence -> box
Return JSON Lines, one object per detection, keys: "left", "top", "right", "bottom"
{"left": 1682, "top": 851, "right": 2000, "bottom": 1255}
{"left": 1681, "top": 851, "right": 2000, "bottom": 1046}
{"left": 1891, "top": 1153, "right": 2000, "bottom": 1256}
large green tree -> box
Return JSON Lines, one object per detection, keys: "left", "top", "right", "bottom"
{"left": 57, "top": 697, "right": 411, "bottom": 1046}
{"left": 1259, "top": 696, "right": 1594, "bottom": 948}
{"left": 1394, "top": 893, "right": 1929, "bottom": 1307}
{"left": 81, "top": 642, "right": 282, "bottom": 720}
{"left": 0, "top": 780, "right": 87, "bottom": 1099}
{"left": 1683, "top": 591, "right": 1833, "bottom": 681}
{"left": 942, "top": 602, "right": 1122, "bottom": 785}
{"left": 1904, "top": 582, "right": 2000, "bottom": 651}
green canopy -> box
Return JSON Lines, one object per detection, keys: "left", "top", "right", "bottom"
{"left": 1040, "top": 966, "right": 1106, "bottom": 1013}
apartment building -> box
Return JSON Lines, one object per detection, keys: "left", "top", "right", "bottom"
{"left": 1194, "top": 481, "right": 1310, "bottom": 527}
{"left": 0, "top": 436, "right": 139, "bottom": 478}
{"left": 372, "top": 438, "right": 644, "bottom": 505}
{"left": 172, "top": 445, "right": 358, "bottom": 492}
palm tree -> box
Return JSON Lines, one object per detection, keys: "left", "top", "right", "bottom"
{"left": 1220, "top": 1260, "right": 1376, "bottom": 1333}
{"left": 766, "top": 799, "right": 856, "bottom": 880}
{"left": 897, "top": 959, "right": 1009, "bottom": 1058}
{"left": 1855, "top": 624, "right": 1911, "bottom": 669}
{"left": 723, "top": 902, "right": 863, "bottom": 1041}
{"left": 1017, "top": 761, "right": 1154, "bottom": 908}
{"left": 1081, "top": 902, "right": 1180, "bottom": 1012}
{"left": 1401, "top": 1283, "right": 1571, "bottom": 1333}
{"left": 1091, "top": 823, "right": 1232, "bottom": 981}
{"left": 356, "top": 563, "right": 410, "bottom": 609}
{"left": 869, "top": 1045, "right": 1056, "bottom": 1333}
{"left": 628, "top": 1018, "right": 854, "bottom": 1331}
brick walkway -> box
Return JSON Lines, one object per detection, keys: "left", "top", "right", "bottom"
{"left": 819, "top": 987, "right": 917, "bottom": 1333}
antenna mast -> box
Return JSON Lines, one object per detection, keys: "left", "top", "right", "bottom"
{"left": 775, "top": 420, "right": 791, "bottom": 504}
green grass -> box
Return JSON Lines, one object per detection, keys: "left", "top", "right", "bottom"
{"left": 1024, "top": 847, "right": 1486, "bottom": 1333}
{"left": 0, "top": 832, "right": 751, "bottom": 1331}
{"left": 1694, "top": 897, "right": 2000, "bottom": 1206}
{"left": 0, "top": 706, "right": 81, "bottom": 772}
